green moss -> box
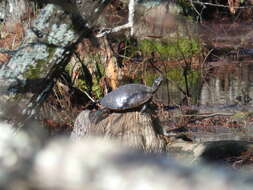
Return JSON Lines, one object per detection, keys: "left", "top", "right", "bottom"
{"left": 92, "top": 79, "right": 103, "bottom": 98}
{"left": 92, "top": 61, "right": 105, "bottom": 98}
{"left": 166, "top": 68, "right": 183, "bottom": 83}
{"left": 166, "top": 67, "right": 201, "bottom": 103}
{"left": 23, "top": 46, "right": 56, "bottom": 79}
{"left": 95, "top": 58, "right": 105, "bottom": 77}
{"left": 24, "top": 59, "right": 48, "bottom": 79}
{"left": 12, "top": 93, "right": 24, "bottom": 102}
{"left": 134, "top": 68, "right": 201, "bottom": 103}
{"left": 76, "top": 65, "right": 104, "bottom": 98}
{"left": 65, "top": 53, "right": 105, "bottom": 99}
{"left": 65, "top": 62, "right": 72, "bottom": 74}
{"left": 143, "top": 73, "right": 160, "bottom": 86}
{"left": 138, "top": 37, "right": 201, "bottom": 60}
{"left": 167, "top": 68, "right": 200, "bottom": 87}
{"left": 47, "top": 46, "right": 56, "bottom": 58}
{"left": 131, "top": 73, "right": 159, "bottom": 88}
{"left": 75, "top": 79, "right": 89, "bottom": 91}
{"left": 0, "top": 23, "right": 3, "bottom": 33}
{"left": 64, "top": 62, "right": 92, "bottom": 95}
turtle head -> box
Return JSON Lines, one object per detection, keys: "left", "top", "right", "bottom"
{"left": 152, "top": 76, "right": 163, "bottom": 92}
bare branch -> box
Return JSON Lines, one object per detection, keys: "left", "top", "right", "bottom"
{"left": 96, "top": 0, "right": 135, "bottom": 37}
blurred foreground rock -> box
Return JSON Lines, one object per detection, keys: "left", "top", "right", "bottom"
{"left": 33, "top": 137, "right": 253, "bottom": 190}
{"left": 1, "top": 123, "right": 253, "bottom": 190}
{"left": 0, "top": 121, "right": 45, "bottom": 190}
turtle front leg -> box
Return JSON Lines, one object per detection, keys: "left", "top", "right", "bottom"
{"left": 89, "top": 108, "right": 110, "bottom": 124}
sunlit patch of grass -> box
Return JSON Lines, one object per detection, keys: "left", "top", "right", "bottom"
{"left": 0, "top": 22, "right": 25, "bottom": 64}
{"left": 138, "top": 37, "right": 201, "bottom": 60}
{"left": 143, "top": 73, "right": 161, "bottom": 86}
{"left": 166, "top": 67, "right": 201, "bottom": 103}
{"left": 65, "top": 51, "right": 106, "bottom": 99}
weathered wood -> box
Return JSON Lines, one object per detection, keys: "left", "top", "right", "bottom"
{"left": 71, "top": 110, "right": 167, "bottom": 152}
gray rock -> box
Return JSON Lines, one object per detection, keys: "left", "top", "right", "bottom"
{"left": 0, "top": 4, "right": 79, "bottom": 81}
{"left": 0, "top": 4, "right": 82, "bottom": 121}
{"left": 0, "top": 121, "right": 44, "bottom": 190}
{"left": 1, "top": 122, "right": 253, "bottom": 190}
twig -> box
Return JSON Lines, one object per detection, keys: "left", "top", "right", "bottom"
{"left": 96, "top": 0, "right": 135, "bottom": 37}
{"left": 182, "top": 112, "right": 234, "bottom": 118}
{"left": 0, "top": 48, "right": 18, "bottom": 55}
{"left": 192, "top": 0, "right": 253, "bottom": 9}
{"left": 190, "top": 0, "right": 203, "bottom": 22}
{"left": 82, "top": 90, "right": 96, "bottom": 103}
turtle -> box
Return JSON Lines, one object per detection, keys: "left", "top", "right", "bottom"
{"left": 90, "top": 76, "right": 164, "bottom": 123}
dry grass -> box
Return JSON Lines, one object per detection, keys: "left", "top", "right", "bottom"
{"left": 0, "top": 22, "right": 24, "bottom": 64}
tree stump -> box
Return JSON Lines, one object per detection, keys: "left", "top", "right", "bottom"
{"left": 71, "top": 110, "right": 167, "bottom": 152}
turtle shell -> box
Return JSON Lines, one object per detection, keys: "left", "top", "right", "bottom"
{"left": 100, "top": 84, "right": 154, "bottom": 110}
